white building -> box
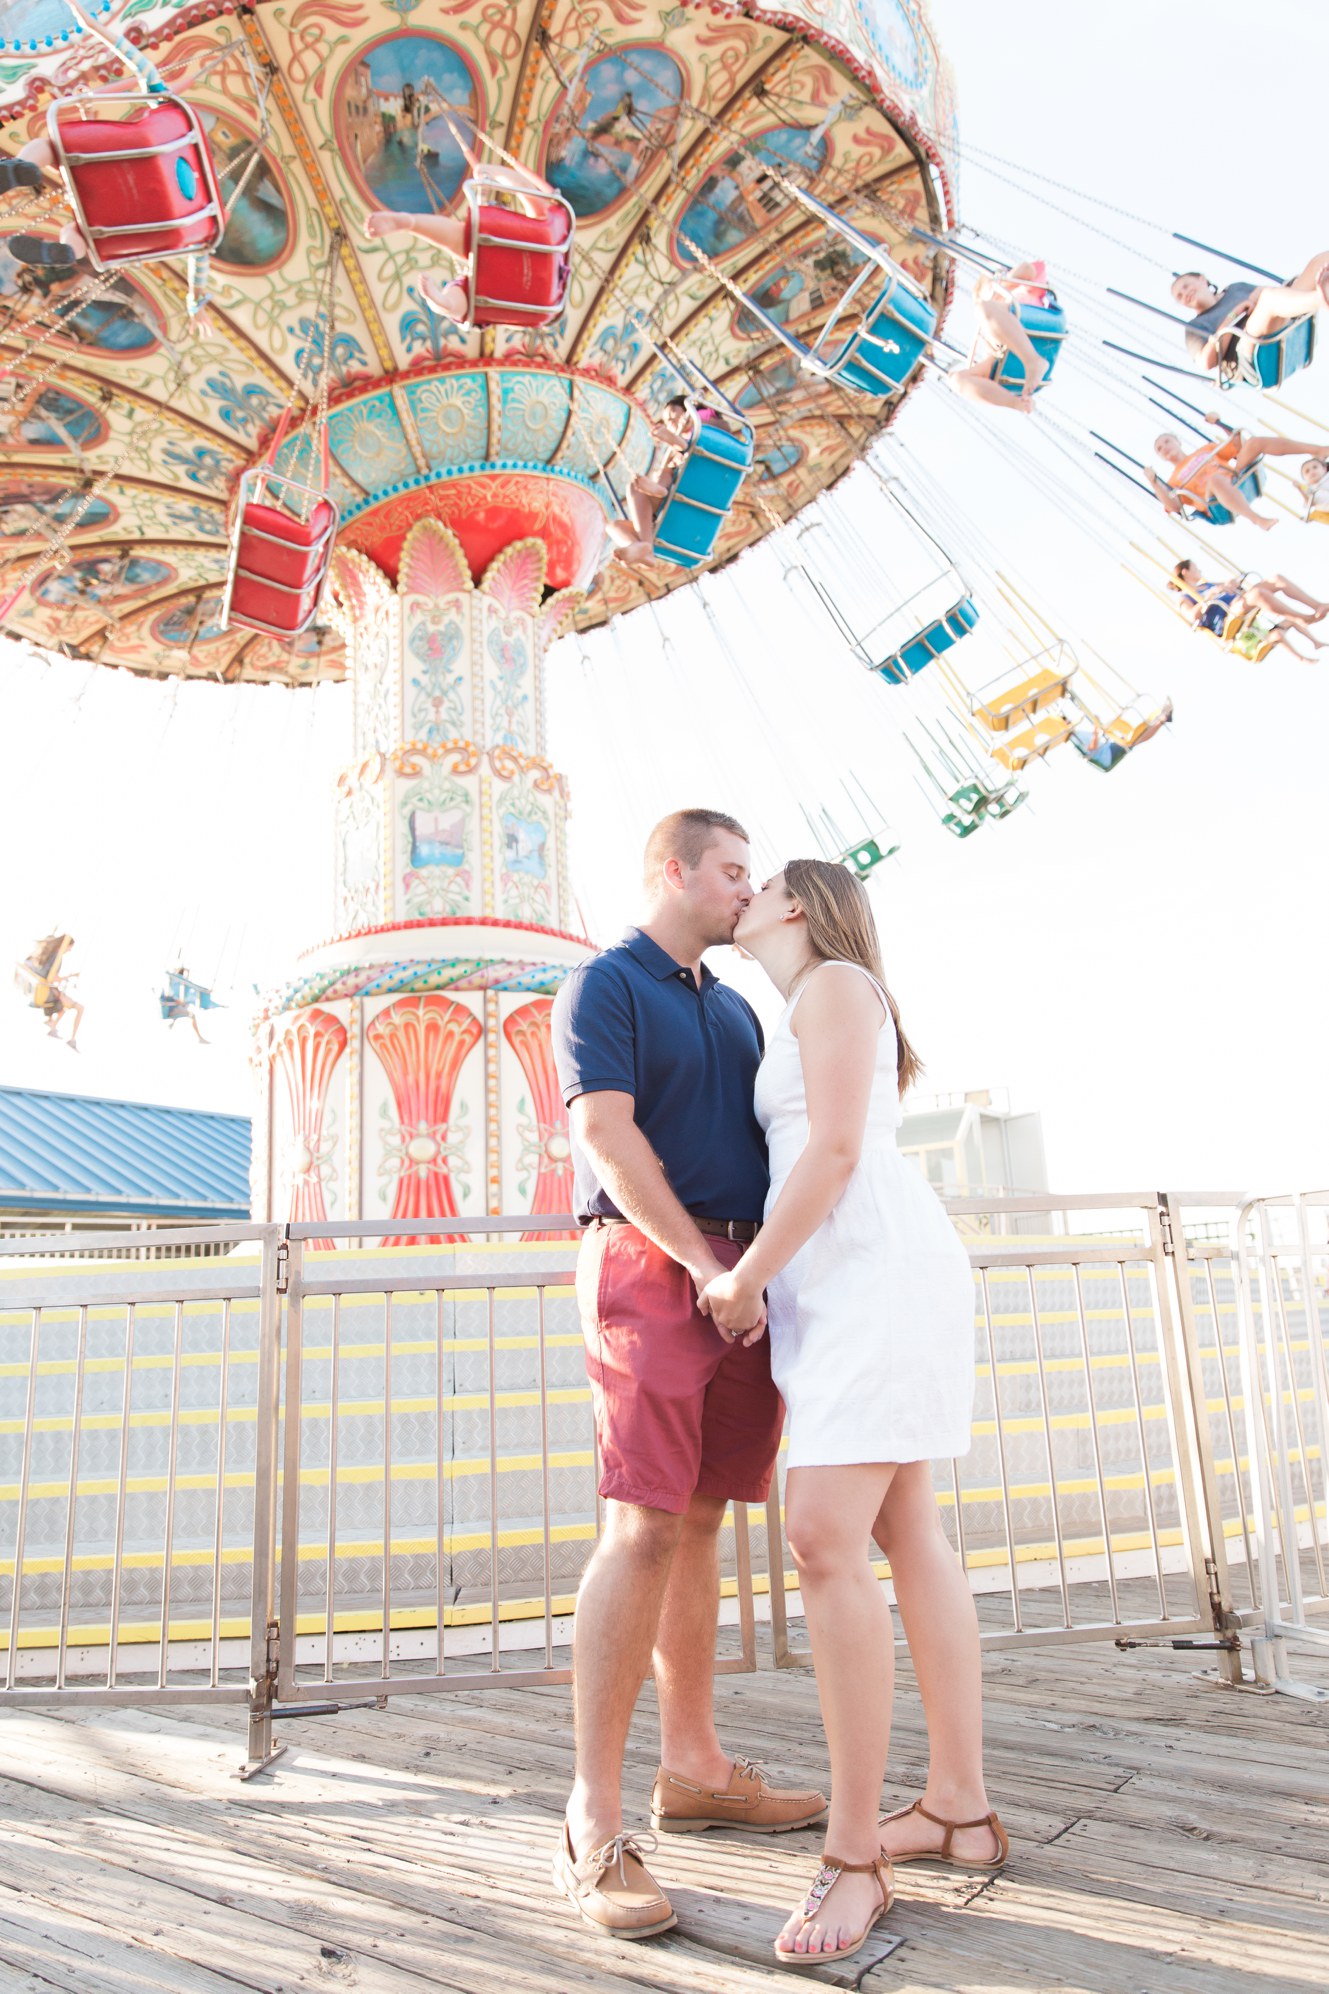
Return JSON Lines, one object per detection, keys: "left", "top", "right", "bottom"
{"left": 899, "top": 1088, "right": 1047, "bottom": 1201}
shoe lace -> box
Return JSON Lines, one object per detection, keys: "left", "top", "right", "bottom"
{"left": 587, "top": 1829, "right": 658, "bottom": 1889}
{"left": 732, "top": 1753, "right": 767, "bottom": 1785}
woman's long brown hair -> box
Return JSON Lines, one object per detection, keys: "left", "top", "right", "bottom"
{"left": 783, "top": 858, "right": 921, "bottom": 1096}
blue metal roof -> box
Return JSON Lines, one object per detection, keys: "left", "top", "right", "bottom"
{"left": 0, "top": 1086, "right": 251, "bottom": 1218}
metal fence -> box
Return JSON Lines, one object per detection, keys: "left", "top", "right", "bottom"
{"left": 1, "top": 1191, "right": 1324, "bottom": 1771}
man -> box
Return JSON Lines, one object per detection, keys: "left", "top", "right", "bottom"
{"left": 1173, "top": 257, "right": 1329, "bottom": 376}
{"left": 549, "top": 808, "right": 826, "bottom": 1940}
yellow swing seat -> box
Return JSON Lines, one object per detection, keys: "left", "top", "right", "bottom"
{"left": 971, "top": 650, "right": 1075, "bottom": 735}
{"left": 1102, "top": 703, "right": 1161, "bottom": 750}
{"left": 990, "top": 712, "right": 1073, "bottom": 772}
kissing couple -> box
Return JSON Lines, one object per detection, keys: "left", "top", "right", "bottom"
{"left": 549, "top": 807, "right": 1005, "bottom": 1967}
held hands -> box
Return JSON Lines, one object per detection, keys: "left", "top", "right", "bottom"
{"left": 695, "top": 1259, "right": 768, "bottom": 1347}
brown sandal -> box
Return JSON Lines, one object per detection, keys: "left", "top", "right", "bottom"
{"left": 879, "top": 1798, "right": 1008, "bottom": 1871}
{"left": 773, "top": 1851, "right": 894, "bottom": 1968}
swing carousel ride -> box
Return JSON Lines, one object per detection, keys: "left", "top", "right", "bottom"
{"left": 3, "top": 1, "right": 1327, "bottom": 1232}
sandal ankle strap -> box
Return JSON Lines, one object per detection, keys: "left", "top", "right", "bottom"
{"left": 904, "top": 1800, "right": 1008, "bottom": 1861}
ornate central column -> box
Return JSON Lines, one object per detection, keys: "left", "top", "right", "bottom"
{"left": 251, "top": 510, "right": 611, "bottom": 1237}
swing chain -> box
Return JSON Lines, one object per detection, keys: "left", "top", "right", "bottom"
{"left": 0, "top": 341, "right": 193, "bottom": 618}
{"left": 0, "top": 265, "right": 124, "bottom": 394}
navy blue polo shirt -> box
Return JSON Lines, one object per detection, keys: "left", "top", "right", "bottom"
{"left": 551, "top": 926, "right": 770, "bottom": 1224}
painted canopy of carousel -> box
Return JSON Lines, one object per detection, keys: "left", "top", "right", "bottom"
{"left": 0, "top": 1, "right": 957, "bottom": 685}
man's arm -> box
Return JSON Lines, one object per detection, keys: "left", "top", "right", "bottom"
{"left": 572, "top": 1091, "right": 763, "bottom": 1328}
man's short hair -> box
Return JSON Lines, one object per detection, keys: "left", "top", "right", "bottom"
{"left": 643, "top": 808, "right": 748, "bottom": 891}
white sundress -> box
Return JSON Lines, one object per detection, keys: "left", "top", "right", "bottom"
{"left": 754, "top": 960, "right": 977, "bottom": 1469}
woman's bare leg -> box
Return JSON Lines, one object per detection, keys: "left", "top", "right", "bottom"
{"left": 872, "top": 1462, "right": 1000, "bottom": 1864}
{"left": 418, "top": 272, "right": 468, "bottom": 322}
{"left": 364, "top": 210, "right": 467, "bottom": 258}
{"left": 1269, "top": 620, "right": 1322, "bottom": 660}
{"left": 626, "top": 482, "right": 659, "bottom": 543}
{"left": 947, "top": 367, "right": 1032, "bottom": 413}
{"left": 608, "top": 520, "right": 655, "bottom": 563}
{"left": 1243, "top": 256, "right": 1329, "bottom": 338}
{"left": 974, "top": 298, "right": 1048, "bottom": 393}
{"left": 1243, "top": 578, "right": 1327, "bottom": 625}
{"left": 1236, "top": 432, "right": 1325, "bottom": 466}
{"left": 776, "top": 1463, "right": 898, "bottom": 1960}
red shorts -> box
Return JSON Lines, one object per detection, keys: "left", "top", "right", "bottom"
{"left": 577, "top": 1222, "right": 786, "bottom": 1515}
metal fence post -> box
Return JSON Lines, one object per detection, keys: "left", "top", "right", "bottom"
{"left": 1160, "top": 1195, "right": 1243, "bottom": 1683}
{"left": 240, "top": 1224, "right": 288, "bottom": 1778}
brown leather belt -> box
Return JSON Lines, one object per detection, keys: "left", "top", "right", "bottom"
{"left": 584, "top": 1214, "right": 761, "bottom": 1243}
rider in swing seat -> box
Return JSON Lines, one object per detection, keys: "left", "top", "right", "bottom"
{"left": 607, "top": 398, "right": 737, "bottom": 566}
{"left": 1173, "top": 256, "right": 1329, "bottom": 376}
{"left": 1151, "top": 414, "right": 1321, "bottom": 527}
{"left": 1298, "top": 455, "right": 1329, "bottom": 520}
{"left": 947, "top": 260, "right": 1054, "bottom": 412}
{"left": 364, "top": 112, "right": 568, "bottom": 327}
{"left": 0, "top": 138, "right": 91, "bottom": 267}
{"left": 1169, "top": 558, "right": 1327, "bottom": 657}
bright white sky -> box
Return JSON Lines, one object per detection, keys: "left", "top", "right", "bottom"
{"left": 1, "top": 0, "right": 1326, "bottom": 1197}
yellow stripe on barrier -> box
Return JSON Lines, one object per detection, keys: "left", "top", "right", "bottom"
{"left": 5, "top": 1342, "right": 1316, "bottom": 1431}
{"left": 4, "top": 1450, "right": 1321, "bottom": 1573}
{"left": 14, "top": 1500, "right": 1329, "bottom": 1652}
{"left": 2, "top": 1422, "right": 1322, "bottom": 1508}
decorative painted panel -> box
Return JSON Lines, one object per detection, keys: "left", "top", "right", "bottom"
{"left": 366, "top": 992, "right": 484, "bottom": 1246}
{"left": 328, "top": 392, "right": 418, "bottom": 493}
{"left": 498, "top": 371, "right": 572, "bottom": 466}
{"left": 402, "top": 372, "right": 489, "bottom": 471}
{"left": 397, "top": 755, "right": 477, "bottom": 921}
{"left": 402, "top": 595, "right": 472, "bottom": 744}
{"left": 502, "top": 997, "right": 576, "bottom": 1237}
{"left": 272, "top": 1005, "right": 348, "bottom": 1241}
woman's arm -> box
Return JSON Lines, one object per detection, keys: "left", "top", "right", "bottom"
{"left": 700, "top": 965, "right": 884, "bottom": 1335}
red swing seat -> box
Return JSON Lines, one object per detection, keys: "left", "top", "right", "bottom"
{"left": 221, "top": 470, "right": 339, "bottom": 640}
{"left": 460, "top": 172, "right": 575, "bottom": 329}
{"left": 47, "top": 92, "right": 225, "bottom": 270}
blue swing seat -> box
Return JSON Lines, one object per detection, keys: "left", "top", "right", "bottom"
{"left": 814, "top": 268, "right": 938, "bottom": 398}
{"left": 1201, "top": 458, "right": 1264, "bottom": 527}
{"left": 987, "top": 295, "right": 1068, "bottom": 394}
{"left": 714, "top": 191, "right": 939, "bottom": 402}
{"left": 652, "top": 412, "right": 754, "bottom": 570}
{"left": 1231, "top": 313, "right": 1316, "bottom": 391}
{"left": 876, "top": 595, "right": 978, "bottom": 685}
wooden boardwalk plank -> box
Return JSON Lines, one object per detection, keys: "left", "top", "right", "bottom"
{"left": 0, "top": 1639, "right": 1325, "bottom": 1994}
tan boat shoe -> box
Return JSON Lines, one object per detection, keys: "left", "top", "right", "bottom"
{"left": 551, "top": 1821, "right": 677, "bottom": 1939}
{"left": 651, "top": 1754, "right": 828, "bottom": 1835}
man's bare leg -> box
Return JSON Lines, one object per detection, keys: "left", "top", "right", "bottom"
{"left": 652, "top": 1491, "right": 733, "bottom": 1784}
{"left": 566, "top": 1500, "right": 683, "bottom": 1857}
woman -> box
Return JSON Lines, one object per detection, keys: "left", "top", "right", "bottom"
{"left": 701, "top": 860, "right": 1005, "bottom": 1968}
{"left": 947, "top": 257, "right": 1052, "bottom": 412}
